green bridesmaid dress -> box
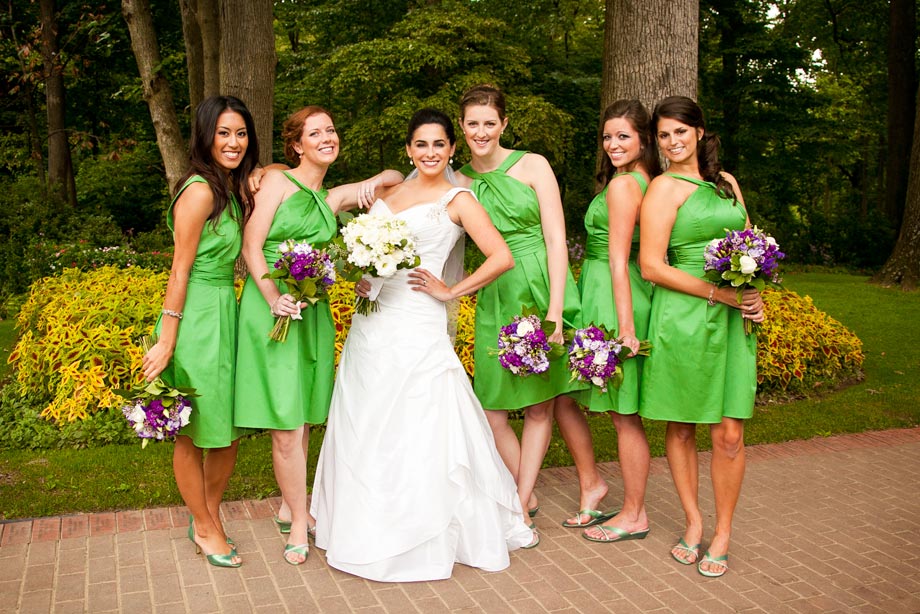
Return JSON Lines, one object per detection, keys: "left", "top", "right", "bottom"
{"left": 574, "top": 171, "right": 652, "bottom": 414}
{"left": 234, "top": 172, "right": 338, "bottom": 429}
{"left": 639, "top": 173, "right": 757, "bottom": 424}
{"left": 156, "top": 175, "right": 244, "bottom": 448}
{"left": 460, "top": 151, "right": 586, "bottom": 410}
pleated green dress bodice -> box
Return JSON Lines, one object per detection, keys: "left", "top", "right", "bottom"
{"left": 234, "top": 172, "right": 338, "bottom": 429}
{"left": 574, "top": 171, "right": 652, "bottom": 414}
{"left": 638, "top": 173, "right": 756, "bottom": 423}
{"left": 459, "top": 151, "right": 585, "bottom": 410}
{"left": 156, "top": 175, "right": 244, "bottom": 448}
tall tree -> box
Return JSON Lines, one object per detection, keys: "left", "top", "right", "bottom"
{"left": 601, "top": 0, "right": 698, "bottom": 113}
{"left": 179, "top": 0, "right": 220, "bottom": 114}
{"left": 885, "top": 0, "right": 917, "bottom": 233}
{"left": 219, "top": 0, "right": 275, "bottom": 166}
{"left": 121, "top": 0, "right": 187, "bottom": 193}
{"left": 873, "top": 80, "right": 920, "bottom": 290}
{"left": 39, "top": 0, "right": 76, "bottom": 206}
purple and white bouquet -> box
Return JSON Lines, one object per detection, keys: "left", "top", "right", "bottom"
{"left": 496, "top": 309, "right": 566, "bottom": 377}
{"left": 567, "top": 325, "right": 651, "bottom": 393}
{"left": 119, "top": 335, "right": 198, "bottom": 448}
{"left": 338, "top": 213, "right": 421, "bottom": 315}
{"left": 263, "top": 239, "right": 336, "bottom": 342}
{"left": 703, "top": 225, "right": 784, "bottom": 334}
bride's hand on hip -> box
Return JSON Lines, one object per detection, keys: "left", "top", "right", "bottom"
{"left": 408, "top": 268, "right": 452, "bottom": 302}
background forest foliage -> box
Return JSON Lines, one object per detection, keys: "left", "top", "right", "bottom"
{"left": 0, "top": 0, "right": 915, "bottom": 312}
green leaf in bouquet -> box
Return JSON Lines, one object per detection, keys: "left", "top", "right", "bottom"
{"left": 300, "top": 278, "right": 317, "bottom": 297}
{"left": 750, "top": 277, "right": 766, "bottom": 291}
{"left": 546, "top": 341, "right": 567, "bottom": 361}
{"left": 337, "top": 211, "right": 355, "bottom": 226}
{"left": 262, "top": 269, "right": 287, "bottom": 280}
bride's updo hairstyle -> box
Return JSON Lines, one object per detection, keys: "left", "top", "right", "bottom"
{"left": 652, "top": 96, "right": 736, "bottom": 202}
{"left": 281, "top": 105, "right": 334, "bottom": 165}
{"left": 459, "top": 84, "right": 506, "bottom": 122}
{"left": 406, "top": 108, "right": 456, "bottom": 145}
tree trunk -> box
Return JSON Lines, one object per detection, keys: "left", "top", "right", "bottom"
{"left": 199, "top": 0, "right": 221, "bottom": 98}
{"left": 712, "top": 0, "right": 741, "bottom": 171}
{"left": 122, "top": 0, "right": 187, "bottom": 194}
{"left": 601, "top": 0, "right": 698, "bottom": 113}
{"left": 884, "top": 0, "right": 916, "bottom": 232}
{"left": 873, "top": 81, "right": 920, "bottom": 290}
{"left": 219, "top": 0, "right": 275, "bottom": 166}
{"left": 39, "top": 0, "right": 76, "bottom": 206}
{"left": 179, "top": 0, "right": 204, "bottom": 113}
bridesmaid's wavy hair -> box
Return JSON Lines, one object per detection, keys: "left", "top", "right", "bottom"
{"left": 282, "top": 106, "right": 334, "bottom": 165}
{"left": 406, "top": 108, "right": 456, "bottom": 145}
{"left": 178, "top": 95, "right": 258, "bottom": 226}
{"left": 652, "top": 96, "right": 736, "bottom": 202}
{"left": 459, "top": 84, "right": 507, "bottom": 121}
{"left": 596, "top": 99, "right": 662, "bottom": 188}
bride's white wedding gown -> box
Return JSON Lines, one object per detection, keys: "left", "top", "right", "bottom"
{"left": 310, "top": 187, "right": 533, "bottom": 582}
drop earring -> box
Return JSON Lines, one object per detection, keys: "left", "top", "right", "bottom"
{"left": 409, "top": 157, "right": 414, "bottom": 166}
{"left": 449, "top": 157, "right": 454, "bottom": 165}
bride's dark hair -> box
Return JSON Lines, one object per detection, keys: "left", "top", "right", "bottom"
{"left": 406, "top": 108, "right": 456, "bottom": 145}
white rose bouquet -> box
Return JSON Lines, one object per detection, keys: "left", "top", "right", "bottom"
{"left": 337, "top": 213, "right": 421, "bottom": 315}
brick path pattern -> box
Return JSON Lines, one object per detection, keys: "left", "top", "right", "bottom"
{"left": 1, "top": 428, "right": 919, "bottom": 613}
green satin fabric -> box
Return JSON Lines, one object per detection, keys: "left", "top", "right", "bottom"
{"left": 158, "top": 175, "right": 244, "bottom": 448}
{"left": 575, "top": 172, "right": 652, "bottom": 413}
{"left": 460, "top": 151, "right": 586, "bottom": 410}
{"left": 639, "top": 173, "right": 757, "bottom": 423}
{"left": 234, "top": 173, "right": 338, "bottom": 429}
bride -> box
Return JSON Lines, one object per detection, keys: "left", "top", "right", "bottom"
{"left": 310, "top": 108, "right": 536, "bottom": 582}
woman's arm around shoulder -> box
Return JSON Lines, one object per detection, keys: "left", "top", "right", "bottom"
{"left": 326, "top": 169, "right": 405, "bottom": 213}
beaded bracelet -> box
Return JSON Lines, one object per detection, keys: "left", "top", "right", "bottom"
{"left": 706, "top": 285, "right": 716, "bottom": 307}
{"left": 161, "top": 308, "right": 183, "bottom": 320}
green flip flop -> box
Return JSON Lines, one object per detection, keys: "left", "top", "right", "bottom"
{"left": 698, "top": 551, "right": 729, "bottom": 577}
{"left": 273, "top": 515, "right": 292, "bottom": 534}
{"left": 561, "top": 509, "right": 618, "bottom": 528}
{"left": 671, "top": 538, "right": 701, "bottom": 565}
{"left": 582, "top": 525, "right": 650, "bottom": 543}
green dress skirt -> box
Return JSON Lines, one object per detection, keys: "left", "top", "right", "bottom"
{"left": 638, "top": 173, "right": 757, "bottom": 424}
{"left": 234, "top": 173, "right": 338, "bottom": 429}
{"left": 573, "top": 172, "right": 652, "bottom": 414}
{"left": 156, "top": 176, "right": 244, "bottom": 448}
{"left": 460, "top": 151, "right": 586, "bottom": 410}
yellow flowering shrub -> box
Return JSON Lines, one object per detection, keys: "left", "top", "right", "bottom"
{"left": 9, "top": 266, "right": 167, "bottom": 422}
{"left": 757, "top": 288, "right": 864, "bottom": 394}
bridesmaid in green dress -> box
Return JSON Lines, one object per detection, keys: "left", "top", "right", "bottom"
{"left": 142, "top": 96, "right": 259, "bottom": 568}
{"left": 456, "top": 85, "right": 586, "bottom": 545}
{"left": 554, "top": 100, "right": 661, "bottom": 543}
{"left": 638, "top": 96, "right": 764, "bottom": 578}
{"left": 234, "top": 106, "right": 402, "bottom": 565}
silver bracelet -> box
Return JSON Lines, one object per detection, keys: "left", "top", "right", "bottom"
{"left": 706, "top": 285, "right": 716, "bottom": 307}
{"left": 161, "top": 308, "right": 183, "bottom": 320}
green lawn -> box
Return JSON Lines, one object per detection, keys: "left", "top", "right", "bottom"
{"left": 1, "top": 272, "right": 917, "bottom": 520}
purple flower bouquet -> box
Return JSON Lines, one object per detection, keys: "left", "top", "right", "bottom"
{"left": 119, "top": 335, "right": 198, "bottom": 448}
{"left": 703, "top": 226, "right": 784, "bottom": 334}
{"left": 567, "top": 325, "right": 651, "bottom": 393}
{"left": 263, "top": 239, "right": 336, "bottom": 342}
{"left": 496, "top": 309, "right": 566, "bottom": 377}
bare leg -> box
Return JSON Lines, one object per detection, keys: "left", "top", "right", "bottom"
{"left": 202, "top": 439, "right": 239, "bottom": 538}
{"left": 174, "top": 435, "right": 239, "bottom": 562}
{"left": 702, "top": 417, "right": 745, "bottom": 575}
{"left": 272, "top": 426, "right": 309, "bottom": 562}
{"left": 486, "top": 409, "right": 521, "bottom": 481}
{"left": 516, "top": 398, "right": 555, "bottom": 515}
{"left": 665, "top": 421, "right": 703, "bottom": 563}
{"left": 585, "top": 412, "right": 650, "bottom": 538}
{"left": 554, "top": 395, "right": 608, "bottom": 524}
{"left": 301, "top": 426, "right": 315, "bottom": 529}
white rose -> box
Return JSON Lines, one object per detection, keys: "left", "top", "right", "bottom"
{"left": 178, "top": 404, "right": 192, "bottom": 426}
{"left": 739, "top": 255, "right": 757, "bottom": 275}
{"left": 591, "top": 376, "right": 605, "bottom": 387}
{"left": 516, "top": 320, "right": 535, "bottom": 336}
{"left": 278, "top": 241, "right": 291, "bottom": 253}
{"left": 592, "top": 349, "right": 609, "bottom": 366}
{"left": 129, "top": 404, "right": 146, "bottom": 426}
{"left": 376, "top": 258, "right": 397, "bottom": 277}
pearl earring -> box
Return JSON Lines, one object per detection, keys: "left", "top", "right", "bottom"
{"left": 409, "top": 157, "right": 414, "bottom": 166}
{"left": 449, "top": 157, "right": 454, "bottom": 165}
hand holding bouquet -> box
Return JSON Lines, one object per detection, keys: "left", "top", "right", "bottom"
{"left": 495, "top": 308, "right": 566, "bottom": 377}
{"left": 263, "top": 239, "right": 336, "bottom": 342}
{"left": 703, "top": 225, "right": 784, "bottom": 334}
{"left": 567, "top": 324, "right": 651, "bottom": 393}
{"left": 336, "top": 213, "right": 421, "bottom": 315}
{"left": 119, "top": 335, "right": 198, "bottom": 448}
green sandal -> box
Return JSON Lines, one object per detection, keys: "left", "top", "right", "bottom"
{"left": 273, "top": 515, "right": 292, "bottom": 534}
{"left": 582, "top": 525, "right": 649, "bottom": 543}
{"left": 561, "top": 509, "right": 618, "bottom": 528}
{"left": 698, "top": 551, "right": 729, "bottom": 578}
{"left": 283, "top": 543, "right": 309, "bottom": 566}
{"left": 671, "top": 538, "right": 701, "bottom": 565}
{"left": 521, "top": 523, "right": 540, "bottom": 549}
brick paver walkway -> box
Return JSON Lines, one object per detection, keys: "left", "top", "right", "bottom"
{"left": 2, "top": 428, "right": 919, "bottom": 613}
